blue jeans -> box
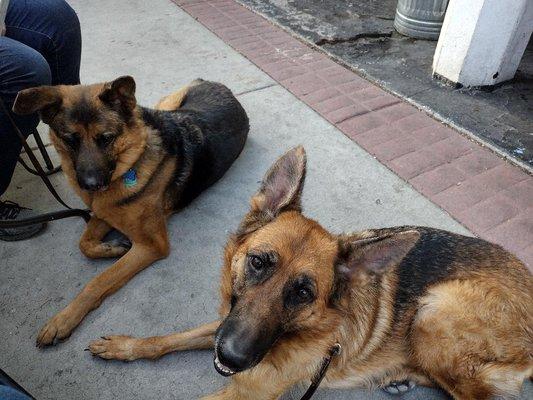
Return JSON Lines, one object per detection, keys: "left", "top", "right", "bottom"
{"left": 0, "top": 385, "right": 31, "bottom": 400}
{"left": 0, "top": 0, "right": 81, "bottom": 196}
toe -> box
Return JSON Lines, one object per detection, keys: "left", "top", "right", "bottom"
{"left": 36, "top": 323, "right": 57, "bottom": 347}
{"left": 88, "top": 340, "right": 107, "bottom": 354}
{"left": 397, "top": 383, "right": 408, "bottom": 392}
{"left": 383, "top": 380, "right": 415, "bottom": 395}
{"left": 98, "top": 352, "right": 120, "bottom": 360}
{"left": 384, "top": 386, "right": 399, "bottom": 395}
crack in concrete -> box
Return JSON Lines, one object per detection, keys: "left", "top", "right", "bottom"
{"left": 315, "top": 32, "right": 392, "bottom": 46}
{"left": 372, "top": 15, "right": 395, "bottom": 21}
{"left": 334, "top": 109, "right": 369, "bottom": 124}
{"left": 333, "top": 99, "right": 402, "bottom": 124}
{"left": 235, "top": 83, "right": 277, "bottom": 96}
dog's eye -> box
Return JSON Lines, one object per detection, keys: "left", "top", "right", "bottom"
{"left": 284, "top": 278, "right": 316, "bottom": 308}
{"left": 96, "top": 133, "right": 115, "bottom": 148}
{"left": 246, "top": 252, "right": 277, "bottom": 284}
{"left": 249, "top": 255, "right": 265, "bottom": 270}
{"left": 61, "top": 133, "right": 80, "bottom": 149}
{"left": 295, "top": 286, "right": 315, "bottom": 303}
{"left": 297, "top": 287, "right": 311, "bottom": 300}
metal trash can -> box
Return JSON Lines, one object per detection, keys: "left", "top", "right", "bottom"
{"left": 394, "top": 0, "right": 449, "bottom": 40}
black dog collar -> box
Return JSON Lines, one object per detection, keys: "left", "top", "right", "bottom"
{"left": 299, "top": 343, "right": 342, "bottom": 400}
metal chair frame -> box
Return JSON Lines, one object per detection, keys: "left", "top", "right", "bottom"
{"left": 18, "top": 129, "right": 61, "bottom": 176}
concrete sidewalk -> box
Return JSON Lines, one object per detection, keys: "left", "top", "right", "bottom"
{"left": 0, "top": 0, "right": 530, "bottom": 399}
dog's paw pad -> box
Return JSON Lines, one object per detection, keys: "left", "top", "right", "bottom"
{"left": 383, "top": 380, "right": 415, "bottom": 395}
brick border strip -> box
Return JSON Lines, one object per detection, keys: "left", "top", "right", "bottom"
{"left": 173, "top": 0, "right": 533, "bottom": 268}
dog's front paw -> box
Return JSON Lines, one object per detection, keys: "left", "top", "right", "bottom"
{"left": 88, "top": 335, "right": 139, "bottom": 361}
{"left": 383, "top": 380, "right": 415, "bottom": 395}
{"left": 36, "top": 310, "right": 80, "bottom": 347}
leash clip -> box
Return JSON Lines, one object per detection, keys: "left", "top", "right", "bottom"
{"left": 330, "top": 343, "right": 342, "bottom": 357}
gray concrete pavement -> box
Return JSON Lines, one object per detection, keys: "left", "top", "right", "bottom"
{"left": 1, "top": 0, "right": 530, "bottom": 399}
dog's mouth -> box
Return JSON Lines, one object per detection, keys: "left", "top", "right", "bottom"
{"left": 82, "top": 185, "right": 109, "bottom": 193}
{"left": 92, "top": 185, "right": 109, "bottom": 192}
{"left": 213, "top": 342, "right": 237, "bottom": 377}
{"left": 212, "top": 338, "right": 270, "bottom": 377}
{"left": 76, "top": 177, "right": 111, "bottom": 193}
{"left": 213, "top": 353, "right": 237, "bottom": 377}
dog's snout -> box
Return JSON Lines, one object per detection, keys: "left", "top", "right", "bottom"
{"left": 214, "top": 314, "right": 282, "bottom": 376}
{"left": 77, "top": 169, "right": 107, "bottom": 191}
{"left": 217, "top": 336, "right": 253, "bottom": 372}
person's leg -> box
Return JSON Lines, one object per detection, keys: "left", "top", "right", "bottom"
{"left": 0, "top": 36, "right": 51, "bottom": 196}
{"left": 0, "top": 36, "right": 51, "bottom": 240}
{"left": 5, "top": 0, "right": 81, "bottom": 85}
{"left": 0, "top": 0, "right": 82, "bottom": 241}
{"left": 0, "top": 385, "right": 32, "bottom": 400}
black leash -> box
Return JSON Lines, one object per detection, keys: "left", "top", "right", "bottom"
{"left": 0, "top": 98, "right": 91, "bottom": 227}
{"left": 299, "top": 343, "right": 342, "bottom": 400}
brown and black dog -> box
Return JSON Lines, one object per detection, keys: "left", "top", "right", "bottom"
{"left": 12, "top": 76, "right": 248, "bottom": 347}
{"left": 88, "top": 147, "right": 532, "bottom": 400}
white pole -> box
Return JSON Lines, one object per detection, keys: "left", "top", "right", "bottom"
{"left": 433, "top": 0, "right": 533, "bottom": 87}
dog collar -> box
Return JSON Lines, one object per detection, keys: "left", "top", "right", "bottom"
{"left": 299, "top": 343, "right": 342, "bottom": 400}
{"left": 122, "top": 168, "right": 137, "bottom": 188}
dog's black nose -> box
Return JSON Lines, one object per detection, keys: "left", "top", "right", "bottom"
{"left": 78, "top": 171, "right": 106, "bottom": 191}
{"left": 217, "top": 336, "right": 253, "bottom": 372}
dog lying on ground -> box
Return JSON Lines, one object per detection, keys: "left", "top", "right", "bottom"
{"left": 89, "top": 147, "right": 532, "bottom": 400}
{"left": 13, "top": 77, "right": 249, "bottom": 347}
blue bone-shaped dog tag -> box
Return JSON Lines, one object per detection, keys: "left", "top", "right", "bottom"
{"left": 123, "top": 168, "right": 137, "bottom": 188}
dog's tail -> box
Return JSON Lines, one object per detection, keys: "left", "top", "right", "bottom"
{"left": 154, "top": 79, "right": 205, "bottom": 111}
{"left": 88, "top": 320, "right": 219, "bottom": 361}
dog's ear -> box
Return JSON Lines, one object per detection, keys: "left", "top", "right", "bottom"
{"left": 99, "top": 75, "right": 136, "bottom": 115}
{"left": 338, "top": 230, "right": 420, "bottom": 274}
{"left": 12, "top": 86, "right": 62, "bottom": 124}
{"left": 337, "top": 230, "right": 420, "bottom": 275}
{"left": 332, "top": 230, "right": 420, "bottom": 303}
{"left": 252, "top": 145, "right": 307, "bottom": 215}
{"left": 237, "top": 146, "right": 306, "bottom": 237}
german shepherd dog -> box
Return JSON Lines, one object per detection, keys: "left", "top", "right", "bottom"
{"left": 12, "top": 76, "right": 249, "bottom": 347}
{"left": 87, "top": 147, "right": 532, "bottom": 400}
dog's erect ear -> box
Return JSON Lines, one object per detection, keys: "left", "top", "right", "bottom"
{"left": 331, "top": 230, "right": 420, "bottom": 305}
{"left": 99, "top": 75, "right": 136, "bottom": 114}
{"left": 237, "top": 146, "right": 306, "bottom": 236}
{"left": 252, "top": 146, "right": 307, "bottom": 215}
{"left": 12, "top": 86, "right": 62, "bottom": 124}
{"left": 337, "top": 230, "right": 420, "bottom": 276}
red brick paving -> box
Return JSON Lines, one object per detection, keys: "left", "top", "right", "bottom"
{"left": 173, "top": 0, "right": 533, "bottom": 270}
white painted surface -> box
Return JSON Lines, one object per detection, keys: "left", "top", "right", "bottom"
{"left": 0, "top": 0, "right": 9, "bottom": 35}
{"left": 433, "top": 0, "right": 533, "bottom": 87}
